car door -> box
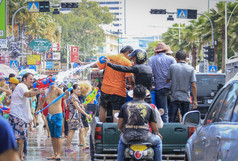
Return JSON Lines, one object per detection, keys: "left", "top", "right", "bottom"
{"left": 191, "top": 85, "right": 231, "bottom": 161}
{"left": 215, "top": 83, "right": 238, "bottom": 161}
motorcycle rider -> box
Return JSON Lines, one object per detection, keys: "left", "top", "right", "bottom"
{"left": 117, "top": 85, "right": 162, "bottom": 161}
{"left": 105, "top": 49, "right": 153, "bottom": 102}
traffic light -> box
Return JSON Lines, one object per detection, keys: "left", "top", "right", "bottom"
{"left": 61, "top": 2, "right": 79, "bottom": 8}
{"left": 203, "top": 46, "right": 210, "bottom": 61}
{"left": 39, "top": 1, "right": 50, "bottom": 12}
{"left": 187, "top": 9, "right": 197, "bottom": 19}
{"left": 210, "top": 48, "right": 214, "bottom": 62}
{"left": 203, "top": 46, "right": 215, "bottom": 62}
{"left": 150, "top": 9, "right": 166, "bottom": 14}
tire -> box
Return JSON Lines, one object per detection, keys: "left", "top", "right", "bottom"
{"left": 90, "top": 134, "right": 95, "bottom": 161}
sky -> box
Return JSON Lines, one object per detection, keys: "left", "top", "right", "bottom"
{"left": 125, "top": 0, "right": 218, "bottom": 37}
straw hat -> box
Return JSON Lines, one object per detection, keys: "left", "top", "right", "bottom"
{"left": 128, "top": 89, "right": 151, "bottom": 98}
{"left": 154, "top": 42, "right": 168, "bottom": 53}
{"left": 166, "top": 46, "right": 173, "bottom": 55}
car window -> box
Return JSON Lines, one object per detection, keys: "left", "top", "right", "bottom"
{"left": 205, "top": 85, "right": 231, "bottom": 124}
{"left": 217, "top": 83, "right": 238, "bottom": 122}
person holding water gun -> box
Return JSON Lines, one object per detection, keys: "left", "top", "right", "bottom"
{"left": 8, "top": 73, "right": 44, "bottom": 161}
{"left": 37, "top": 80, "right": 70, "bottom": 160}
{"left": 65, "top": 84, "right": 91, "bottom": 152}
{"left": 0, "top": 76, "right": 12, "bottom": 97}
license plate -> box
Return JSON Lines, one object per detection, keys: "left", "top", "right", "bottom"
{"left": 208, "top": 99, "right": 213, "bottom": 104}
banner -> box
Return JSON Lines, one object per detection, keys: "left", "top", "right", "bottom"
{"left": 53, "top": 52, "right": 60, "bottom": 60}
{"left": 0, "top": 51, "right": 10, "bottom": 65}
{"left": 27, "top": 55, "right": 41, "bottom": 65}
{"left": 46, "top": 52, "right": 53, "bottom": 60}
{"left": 7, "top": 25, "right": 19, "bottom": 38}
{"left": 0, "top": 0, "right": 6, "bottom": 38}
{"left": 53, "top": 61, "right": 60, "bottom": 69}
{"left": 71, "top": 46, "right": 79, "bottom": 63}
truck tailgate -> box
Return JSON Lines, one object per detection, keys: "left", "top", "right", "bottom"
{"left": 102, "top": 123, "right": 120, "bottom": 144}
{"left": 160, "top": 123, "right": 188, "bottom": 153}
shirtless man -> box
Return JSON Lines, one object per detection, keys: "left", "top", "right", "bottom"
{"left": 38, "top": 84, "right": 69, "bottom": 160}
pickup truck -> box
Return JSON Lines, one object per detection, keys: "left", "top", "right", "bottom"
{"left": 88, "top": 69, "right": 192, "bottom": 160}
{"left": 89, "top": 114, "right": 193, "bottom": 161}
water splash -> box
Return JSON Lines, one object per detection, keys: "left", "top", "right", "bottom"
{"left": 55, "top": 62, "right": 96, "bottom": 85}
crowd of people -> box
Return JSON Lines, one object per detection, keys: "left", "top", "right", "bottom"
{"left": 0, "top": 41, "right": 198, "bottom": 161}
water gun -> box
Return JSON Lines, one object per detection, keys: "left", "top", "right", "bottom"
{"left": 37, "top": 87, "right": 73, "bottom": 114}
{"left": 84, "top": 87, "right": 99, "bottom": 105}
{"left": 33, "top": 77, "right": 56, "bottom": 90}
{"left": 87, "top": 111, "right": 93, "bottom": 122}
{"left": 0, "top": 104, "right": 10, "bottom": 114}
{"left": 0, "top": 92, "right": 6, "bottom": 104}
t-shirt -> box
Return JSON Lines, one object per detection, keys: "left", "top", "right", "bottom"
{"left": 10, "top": 83, "right": 33, "bottom": 123}
{"left": 148, "top": 53, "right": 176, "bottom": 90}
{"left": 167, "top": 62, "right": 196, "bottom": 102}
{"left": 97, "top": 54, "right": 133, "bottom": 97}
{"left": 0, "top": 116, "right": 17, "bottom": 154}
{"left": 118, "top": 100, "right": 157, "bottom": 142}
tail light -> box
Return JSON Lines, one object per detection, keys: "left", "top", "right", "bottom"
{"left": 188, "top": 127, "right": 195, "bottom": 138}
{"left": 134, "top": 151, "right": 142, "bottom": 159}
{"left": 95, "top": 126, "right": 102, "bottom": 143}
{"left": 190, "top": 96, "right": 193, "bottom": 104}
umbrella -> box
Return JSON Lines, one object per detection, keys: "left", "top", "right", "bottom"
{"left": 19, "top": 69, "right": 38, "bottom": 77}
{"left": 0, "top": 64, "right": 18, "bottom": 77}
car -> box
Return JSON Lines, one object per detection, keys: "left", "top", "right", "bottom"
{"left": 183, "top": 75, "right": 238, "bottom": 161}
{"left": 195, "top": 73, "right": 226, "bottom": 117}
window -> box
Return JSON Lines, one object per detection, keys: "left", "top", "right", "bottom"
{"left": 217, "top": 83, "right": 238, "bottom": 121}
{"left": 106, "top": 2, "right": 119, "bottom": 4}
{"left": 205, "top": 85, "right": 231, "bottom": 124}
{"left": 114, "top": 13, "right": 119, "bottom": 15}
{"left": 113, "top": 24, "right": 120, "bottom": 26}
{"left": 109, "top": 7, "right": 119, "bottom": 10}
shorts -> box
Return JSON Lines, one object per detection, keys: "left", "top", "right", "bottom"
{"left": 47, "top": 113, "right": 63, "bottom": 138}
{"left": 81, "top": 114, "right": 89, "bottom": 128}
{"left": 100, "top": 91, "right": 126, "bottom": 111}
{"left": 8, "top": 114, "right": 27, "bottom": 140}
{"left": 68, "top": 118, "right": 84, "bottom": 130}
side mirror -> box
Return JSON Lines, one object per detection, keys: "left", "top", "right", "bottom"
{"left": 182, "top": 111, "right": 201, "bottom": 127}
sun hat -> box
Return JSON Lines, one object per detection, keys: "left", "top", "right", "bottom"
{"left": 154, "top": 42, "right": 168, "bottom": 53}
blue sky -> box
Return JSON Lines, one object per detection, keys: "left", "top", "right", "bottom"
{"left": 126, "top": 0, "right": 218, "bottom": 36}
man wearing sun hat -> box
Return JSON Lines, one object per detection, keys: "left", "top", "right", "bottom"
{"left": 148, "top": 42, "right": 176, "bottom": 123}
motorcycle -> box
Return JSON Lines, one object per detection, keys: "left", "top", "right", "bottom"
{"left": 124, "top": 142, "right": 154, "bottom": 161}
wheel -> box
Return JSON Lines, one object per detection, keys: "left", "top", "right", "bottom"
{"left": 90, "top": 134, "right": 95, "bottom": 161}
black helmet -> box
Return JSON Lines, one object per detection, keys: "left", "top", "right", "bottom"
{"left": 120, "top": 45, "right": 133, "bottom": 54}
{"left": 128, "top": 49, "right": 147, "bottom": 64}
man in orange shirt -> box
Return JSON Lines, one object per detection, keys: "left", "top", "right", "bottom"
{"left": 78, "top": 46, "right": 135, "bottom": 122}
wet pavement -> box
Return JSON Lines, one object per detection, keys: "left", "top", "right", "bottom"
{"left": 25, "top": 114, "right": 92, "bottom": 161}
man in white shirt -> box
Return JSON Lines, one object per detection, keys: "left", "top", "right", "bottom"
{"left": 8, "top": 73, "right": 44, "bottom": 161}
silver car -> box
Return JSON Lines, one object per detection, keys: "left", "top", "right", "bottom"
{"left": 183, "top": 75, "right": 238, "bottom": 161}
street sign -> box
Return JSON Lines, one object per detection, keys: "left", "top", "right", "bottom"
{"left": 10, "top": 60, "right": 18, "bottom": 68}
{"left": 0, "top": 39, "right": 7, "bottom": 48}
{"left": 177, "top": 9, "right": 187, "bottom": 19}
{"left": 19, "top": 65, "right": 25, "bottom": 71}
{"left": 29, "top": 65, "right": 36, "bottom": 71}
{"left": 28, "top": 2, "right": 39, "bottom": 12}
{"left": 46, "top": 61, "right": 53, "bottom": 69}
{"left": 209, "top": 66, "right": 217, "bottom": 73}
{"left": 29, "top": 39, "right": 52, "bottom": 52}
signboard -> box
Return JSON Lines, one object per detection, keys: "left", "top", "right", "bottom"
{"left": 0, "top": 51, "right": 10, "bottom": 65}
{"left": 28, "top": 2, "right": 39, "bottom": 13}
{"left": 46, "top": 61, "right": 53, "bottom": 69}
{"left": 29, "top": 39, "right": 52, "bottom": 52}
{"left": 71, "top": 46, "right": 79, "bottom": 63}
{"left": 7, "top": 25, "right": 19, "bottom": 37}
{"left": 46, "top": 52, "right": 53, "bottom": 60}
{"left": 177, "top": 9, "right": 187, "bottom": 19}
{"left": 0, "top": 0, "right": 6, "bottom": 38}
{"left": 19, "top": 65, "right": 25, "bottom": 71}
{"left": 10, "top": 60, "right": 18, "bottom": 68}
{"left": 29, "top": 65, "right": 36, "bottom": 71}
{"left": 209, "top": 65, "right": 217, "bottom": 73}
{"left": 27, "top": 55, "right": 41, "bottom": 65}
{"left": 53, "top": 61, "right": 60, "bottom": 69}
{"left": 0, "top": 39, "right": 7, "bottom": 48}
{"left": 53, "top": 52, "right": 60, "bottom": 60}
{"left": 51, "top": 43, "right": 60, "bottom": 51}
